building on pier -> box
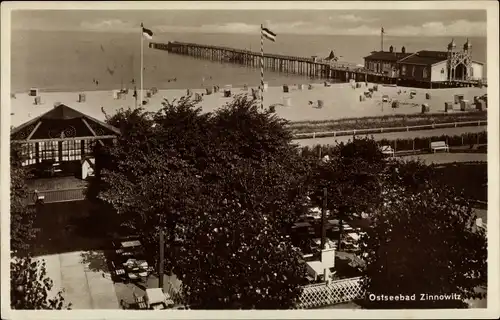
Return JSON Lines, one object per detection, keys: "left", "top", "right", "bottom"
{"left": 363, "top": 45, "right": 411, "bottom": 76}
{"left": 363, "top": 39, "right": 484, "bottom": 88}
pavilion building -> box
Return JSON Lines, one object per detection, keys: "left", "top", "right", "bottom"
{"left": 10, "top": 103, "right": 120, "bottom": 203}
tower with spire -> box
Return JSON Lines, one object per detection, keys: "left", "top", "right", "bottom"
{"left": 447, "top": 38, "right": 472, "bottom": 81}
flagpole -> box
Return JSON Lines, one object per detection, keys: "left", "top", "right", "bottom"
{"left": 140, "top": 23, "right": 144, "bottom": 107}
{"left": 260, "top": 24, "right": 264, "bottom": 110}
{"left": 381, "top": 27, "right": 384, "bottom": 52}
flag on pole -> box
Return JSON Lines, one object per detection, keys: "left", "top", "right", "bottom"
{"left": 381, "top": 27, "right": 385, "bottom": 34}
{"left": 141, "top": 23, "right": 154, "bottom": 40}
{"left": 262, "top": 26, "right": 276, "bottom": 42}
{"left": 259, "top": 25, "right": 276, "bottom": 110}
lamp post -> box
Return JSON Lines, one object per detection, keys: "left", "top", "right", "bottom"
{"left": 159, "top": 222, "right": 165, "bottom": 289}
{"left": 320, "top": 187, "right": 327, "bottom": 259}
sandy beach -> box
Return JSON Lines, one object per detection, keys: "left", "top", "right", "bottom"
{"left": 10, "top": 83, "right": 486, "bottom": 128}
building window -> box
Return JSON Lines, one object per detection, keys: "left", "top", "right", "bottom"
{"left": 423, "top": 67, "right": 429, "bottom": 79}
{"left": 441, "top": 68, "right": 445, "bottom": 74}
{"left": 39, "top": 141, "right": 59, "bottom": 162}
{"left": 21, "top": 143, "right": 36, "bottom": 166}
{"left": 401, "top": 65, "right": 406, "bottom": 76}
{"left": 61, "top": 140, "right": 82, "bottom": 161}
{"left": 84, "top": 140, "right": 96, "bottom": 156}
{"left": 412, "top": 66, "right": 415, "bottom": 77}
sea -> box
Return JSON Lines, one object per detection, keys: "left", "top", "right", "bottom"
{"left": 11, "top": 30, "right": 487, "bottom": 93}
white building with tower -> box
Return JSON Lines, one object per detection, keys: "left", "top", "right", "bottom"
{"left": 363, "top": 39, "right": 485, "bottom": 88}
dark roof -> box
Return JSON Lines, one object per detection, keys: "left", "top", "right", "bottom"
{"left": 399, "top": 50, "right": 448, "bottom": 66}
{"left": 365, "top": 49, "right": 450, "bottom": 66}
{"left": 364, "top": 51, "right": 413, "bottom": 62}
{"left": 41, "top": 104, "right": 90, "bottom": 120}
{"left": 417, "top": 50, "right": 449, "bottom": 59}
{"left": 11, "top": 103, "right": 120, "bottom": 140}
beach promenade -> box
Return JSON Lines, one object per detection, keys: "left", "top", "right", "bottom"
{"left": 294, "top": 126, "right": 487, "bottom": 147}
{"left": 10, "top": 83, "right": 486, "bottom": 127}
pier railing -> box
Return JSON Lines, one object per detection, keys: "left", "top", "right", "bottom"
{"left": 293, "top": 120, "right": 487, "bottom": 140}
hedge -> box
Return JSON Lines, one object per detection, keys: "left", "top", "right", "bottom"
{"left": 288, "top": 111, "right": 487, "bottom": 134}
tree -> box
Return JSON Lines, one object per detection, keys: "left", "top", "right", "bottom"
{"left": 360, "top": 160, "right": 487, "bottom": 308}
{"left": 11, "top": 256, "right": 71, "bottom": 309}
{"left": 98, "top": 95, "right": 311, "bottom": 308}
{"left": 10, "top": 143, "right": 71, "bottom": 309}
{"left": 175, "top": 158, "right": 308, "bottom": 309}
{"left": 211, "top": 95, "right": 294, "bottom": 163}
{"left": 10, "top": 143, "right": 37, "bottom": 256}
{"left": 310, "top": 137, "right": 386, "bottom": 249}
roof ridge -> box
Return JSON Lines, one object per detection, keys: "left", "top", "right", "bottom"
{"left": 11, "top": 103, "right": 120, "bottom": 136}
{"left": 397, "top": 51, "right": 419, "bottom": 63}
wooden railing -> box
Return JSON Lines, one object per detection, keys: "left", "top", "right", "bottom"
{"left": 28, "top": 188, "right": 87, "bottom": 204}
{"left": 293, "top": 120, "right": 487, "bottom": 140}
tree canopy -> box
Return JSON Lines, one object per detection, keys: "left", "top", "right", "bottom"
{"left": 10, "top": 143, "right": 70, "bottom": 310}
{"left": 10, "top": 143, "right": 37, "bottom": 256}
{"left": 360, "top": 159, "right": 487, "bottom": 308}
{"left": 98, "top": 95, "right": 309, "bottom": 308}
{"left": 11, "top": 256, "right": 71, "bottom": 310}
{"left": 309, "top": 137, "right": 386, "bottom": 249}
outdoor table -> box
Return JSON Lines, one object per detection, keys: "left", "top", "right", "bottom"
{"left": 128, "top": 272, "right": 139, "bottom": 280}
{"left": 343, "top": 224, "right": 354, "bottom": 231}
{"left": 312, "top": 238, "right": 335, "bottom": 248}
{"left": 306, "top": 260, "right": 326, "bottom": 281}
{"left": 121, "top": 240, "right": 141, "bottom": 248}
{"left": 124, "top": 259, "right": 148, "bottom": 270}
{"left": 123, "top": 259, "right": 149, "bottom": 278}
{"left": 146, "top": 288, "right": 168, "bottom": 309}
{"left": 347, "top": 233, "right": 360, "bottom": 241}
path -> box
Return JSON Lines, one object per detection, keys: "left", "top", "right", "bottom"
{"left": 35, "top": 251, "right": 120, "bottom": 309}
{"left": 293, "top": 126, "right": 487, "bottom": 147}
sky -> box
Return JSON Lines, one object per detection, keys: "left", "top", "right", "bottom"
{"left": 11, "top": 9, "right": 487, "bottom": 37}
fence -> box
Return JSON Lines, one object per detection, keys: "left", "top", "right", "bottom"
{"left": 295, "top": 276, "right": 364, "bottom": 309}
{"left": 27, "top": 188, "right": 87, "bottom": 204}
{"left": 293, "top": 120, "right": 487, "bottom": 140}
{"left": 301, "top": 131, "right": 487, "bottom": 158}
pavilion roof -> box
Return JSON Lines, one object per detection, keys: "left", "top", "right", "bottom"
{"left": 11, "top": 104, "right": 120, "bottom": 142}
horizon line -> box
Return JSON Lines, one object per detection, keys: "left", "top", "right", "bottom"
{"left": 11, "top": 28, "right": 488, "bottom": 38}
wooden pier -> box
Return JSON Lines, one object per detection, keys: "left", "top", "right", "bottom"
{"left": 150, "top": 41, "right": 395, "bottom": 84}
{"left": 149, "top": 41, "right": 484, "bottom": 88}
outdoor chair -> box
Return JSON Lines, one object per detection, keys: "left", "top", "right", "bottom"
{"left": 133, "top": 293, "right": 148, "bottom": 309}
{"left": 111, "top": 261, "right": 125, "bottom": 277}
